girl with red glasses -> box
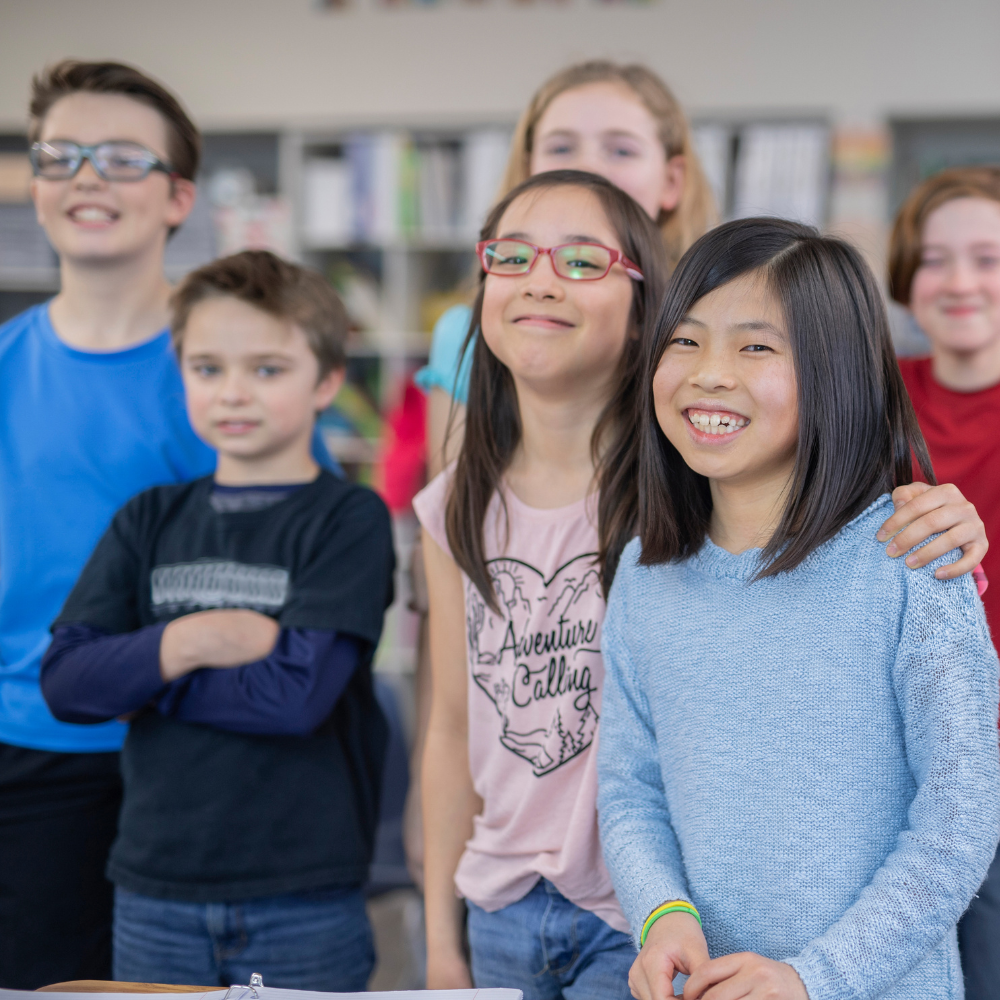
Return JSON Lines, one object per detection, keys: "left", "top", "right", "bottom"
{"left": 415, "top": 170, "right": 667, "bottom": 998}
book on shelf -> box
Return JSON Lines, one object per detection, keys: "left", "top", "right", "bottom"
{"left": 461, "top": 128, "right": 510, "bottom": 238}
{"left": 0, "top": 204, "right": 57, "bottom": 272}
{"left": 302, "top": 127, "right": 511, "bottom": 248}
{"left": 732, "top": 123, "right": 829, "bottom": 227}
{"left": 418, "top": 140, "right": 461, "bottom": 240}
{"left": 165, "top": 190, "right": 219, "bottom": 277}
{"left": 303, "top": 157, "right": 353, "bottom": 245}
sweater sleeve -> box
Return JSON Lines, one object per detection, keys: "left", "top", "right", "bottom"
{"left": 597, "top": 544, "right": 695, "bottom": 945}
{"left": 156, "top": 628, "right": 361, "bottom": 737}
{"left": 786, "top": 563, "right": 1000, "bottom": 1000}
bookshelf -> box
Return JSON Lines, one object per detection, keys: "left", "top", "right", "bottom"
{"left": 889, "top": 116, "right": 1000, "bottom": 214}
{"left": 691, "top": 115, "right": 832, "bottom": 227}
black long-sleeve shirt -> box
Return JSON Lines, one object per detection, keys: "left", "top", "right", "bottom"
{"left": 43, "top": 471, "right": 395, "bottom": 902}
{"left": 42, "top": 623, "right": 360, "bottom": 737}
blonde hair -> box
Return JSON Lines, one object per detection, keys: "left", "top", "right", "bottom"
{"left": 499, "top": 61, "right": 719, "bottom": 270}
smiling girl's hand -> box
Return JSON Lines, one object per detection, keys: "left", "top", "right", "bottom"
{"left": 876, "top": 481, "right": 987, "bottom": 579}
{"left": 683, "top": 953, "right": 807, "bottom": 1000}
{"left": 630, "top": 912, "right": 709, "bottom": 1000}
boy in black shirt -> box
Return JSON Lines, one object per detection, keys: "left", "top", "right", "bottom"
{"left": 41, "top": 250, "right": 394, "bottom": 990}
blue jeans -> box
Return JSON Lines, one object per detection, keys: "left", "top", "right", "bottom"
{"left": 112, "top": 885, "right": 374, "bottom": 990}
{"left": 959, "top": 841, "right": 1000, "bottom": 1000}
{"left": 467, "top": 879, "right": 635, "bottom": 1000}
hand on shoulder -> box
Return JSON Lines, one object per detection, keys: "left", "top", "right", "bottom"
{"left": 877, "top": 481, "right": 987, "bottom": 580}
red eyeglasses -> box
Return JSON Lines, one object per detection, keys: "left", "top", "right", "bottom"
{"left": 476, "top": 239, "right": 644, "bottom": 282}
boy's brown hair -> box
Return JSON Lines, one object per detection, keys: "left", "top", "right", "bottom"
{"left": 170, "top": 251, "right": 349, "bottom": 377}
{"left": 29, "top": 59, "right": 200, "bottom": 181}
{"left": 889, "top": 165, "right": 1000, "bottom": 305}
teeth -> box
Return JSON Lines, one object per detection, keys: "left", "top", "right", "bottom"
{"left": 71, "top": 207, "right": 115, "bottom": 221}
{"left": 687, "top": 410, "right": 748, "bottom": 435}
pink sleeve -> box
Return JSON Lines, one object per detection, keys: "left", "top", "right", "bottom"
{"left": 412, "top": 469, "right": 453, "bottom": 559}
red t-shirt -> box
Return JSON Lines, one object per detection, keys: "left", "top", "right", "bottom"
{"left": 900, "top": 356, "right": 1000, "bottom": 645}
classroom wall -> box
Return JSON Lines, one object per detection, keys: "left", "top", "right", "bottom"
{"left": 0, "top": 0, "right": 998, "bottom": 131}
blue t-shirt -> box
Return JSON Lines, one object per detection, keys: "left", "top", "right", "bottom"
{"left": 414, "top": 304, "right": 474, "bottom": 406}
{"left": 0, "top": 305, "right": 341, "bottom": 754}
{"left": 0, "top": 305, "right": 218, "bottom": 752}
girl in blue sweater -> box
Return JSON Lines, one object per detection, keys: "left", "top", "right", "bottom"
{"left": 596, "top": 217, "right": 1000, "bottom": 1000}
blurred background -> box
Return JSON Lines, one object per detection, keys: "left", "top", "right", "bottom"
{"left": 1, "top": 0, "right": 998, "bottom": 986}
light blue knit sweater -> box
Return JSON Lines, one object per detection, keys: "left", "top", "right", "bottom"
{"left": 597, "top": 496, "right": 1000, "bottom": 1000}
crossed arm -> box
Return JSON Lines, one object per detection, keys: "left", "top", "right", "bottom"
{"left": 41, "top": 609, "right": 361, "bottom": 737}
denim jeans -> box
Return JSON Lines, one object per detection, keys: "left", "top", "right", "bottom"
{"left": 959, "top": 841, "right": 1000, "bottom": 1000}
{"left": 112, "top": 885, "right": 374, "bottom": 990}
{"left": 466, "top": 879, "right": 636, "bottom": 1000}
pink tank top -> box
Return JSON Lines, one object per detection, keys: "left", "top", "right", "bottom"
{"left": 413, "top": 470, "right": 628, "bottom": 932}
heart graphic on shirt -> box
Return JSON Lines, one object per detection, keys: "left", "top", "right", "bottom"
{"left": 466, "top": 554, "right": 602, "bottom": 777}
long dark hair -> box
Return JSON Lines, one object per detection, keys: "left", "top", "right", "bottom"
{"left": 638, "top": 217, "right": 935, "bottom": 576}
{"left": 445, "top": 170, "right": 668, "bottom": 610}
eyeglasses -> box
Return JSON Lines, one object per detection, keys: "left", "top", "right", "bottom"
{"left": 30, "top": 140, "right": 177, "bottom": 182}
{"left": 476, "top": 239, "right": 644, "bottom": 282}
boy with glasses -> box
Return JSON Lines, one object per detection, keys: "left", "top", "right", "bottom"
{"left": 0, "top": 60, "right": 347, "bottom": 989}
{"left": 0, "top": 59, "right": 212, "bottom": 990}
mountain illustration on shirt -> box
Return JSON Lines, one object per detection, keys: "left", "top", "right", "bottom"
{"left": 466, "top": 554, "right": 602, "bottom": 776}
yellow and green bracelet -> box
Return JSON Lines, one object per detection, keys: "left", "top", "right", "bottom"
{"left": 640, "top": 900, "right": 702, "bottom": 946}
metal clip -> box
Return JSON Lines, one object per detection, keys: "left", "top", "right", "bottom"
{"left": 222, "top": 974, "right": 263, "bottom": 1000}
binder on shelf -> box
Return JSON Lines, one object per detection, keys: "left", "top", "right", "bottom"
{"left": 370, "top": 131, "right": 406, "bottom": 244}
{"left": 732, "top": 123, "right": 829, "bottom": 227}
{"left": 303, "top": 156, "right": 353, "bottom": 246}
{"left": 164, "top": 190, "right": 218, "bottom": 277}
{"left": 418, "top": 141, "right": 461, "bottom": 241}
{"left": 346, "top": 131, "right": 409, "bottom": 244}
{"left": 0, "top": 204, "right": 57, "bottom": 272}
{"left": 461, "top": 128, "right": 511, "bottom": 238}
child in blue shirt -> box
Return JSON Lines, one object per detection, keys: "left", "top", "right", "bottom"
{"left": 597, "top": 218, "right": 1000, "bottom": 1000}
{"left": 0, "top": 59, "right": 211, "bottom": 990}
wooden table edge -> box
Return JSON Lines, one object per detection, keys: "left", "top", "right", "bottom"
{"left": 39, "top": 982, "right": 217, "bottom": 993}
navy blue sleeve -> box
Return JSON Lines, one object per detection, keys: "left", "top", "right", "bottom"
{"left": 41, "top": 623, "right": 168, "bottom": 724}
{"left": 155, "top": 628, "right": 361, "bottom": 737}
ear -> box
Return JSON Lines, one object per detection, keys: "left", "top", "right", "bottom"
{"left": 165, "top": 177, "right": 197, "bottom": 230}
{"left": 314, "top": 366, "right": 346, "bottom": 411}
{"left": 659, "top": 154, "right": 686, "bottom": 214}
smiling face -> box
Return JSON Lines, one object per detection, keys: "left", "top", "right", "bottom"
{"left": 653, "top": 272, "right": 799, "bottom": 493}
{"left": 30, "top": 91, "right": 194, "bottom": 265}
{"left": 910, "top": 196, "right": 1000, "bottom": 357}
{"left": 530, "top": 82, "right": 683, "bottom": 220}
{"left": 479, "top": 184, "right": 636, "bottom": 403}
{"left": 180, "top": 296, "right": 342, "bottom": 480}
